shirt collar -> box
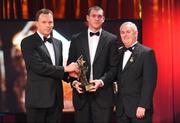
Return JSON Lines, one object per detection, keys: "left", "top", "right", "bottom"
{"left": 131, "top": 41, "right": 138, "bottom": 47}
{"left": 88, "top": 28, "right": 102, "bottom": 37}
{"left": 37, "top": 31, "right": 51, "bottom": 41}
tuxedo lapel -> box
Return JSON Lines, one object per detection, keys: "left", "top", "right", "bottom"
{"left": 93, "top": 30, "right": 106, "bottom": 63}
{"left": 81, "top": 31, "right": 91, "bottom": 64}
{"left": 35, "top": 33, "right": 52, "bottom": 64}
{"left": 39, "top": 44, "right": 51, "bottom": 59}
{"left": 118, "top": 47, "right": 124, "bottom": 71}
{"left": 122, "top": 44, "right": 139, "bottom": 72}
{"left": 35, "top": 33, "right": 51, "bottom": 60}
{"left": 123, "top": 54, "right": 136, "bottom": 71}
{"left": 52, "top": 39, "right": 60, "bottom": 65}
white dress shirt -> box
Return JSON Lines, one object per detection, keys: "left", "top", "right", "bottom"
{"left": 37, "top": 31, "right": 56, "bottom": 65}
{"left": 122, "top": 41, "right": 138, "bottom": 70}
{"left": 88, "top": 29, "right": 102, "bottom": 81}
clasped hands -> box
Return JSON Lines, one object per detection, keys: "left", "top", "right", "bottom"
{"left": 64, "top": 62, "right": 104, "bottom": 93}
{"left": 64, "top": 62, "right": 80, "bottom": 78}
{"left": 73, "top": 79, "right": 104, "bottom": 93}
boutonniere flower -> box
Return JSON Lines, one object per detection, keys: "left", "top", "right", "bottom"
{"left": 130, "top": 56, "right": 134, "bottom": 62}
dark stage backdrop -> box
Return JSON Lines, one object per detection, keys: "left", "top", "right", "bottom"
{"left": 0, "top": 19, "right": 141, "bottom": 113}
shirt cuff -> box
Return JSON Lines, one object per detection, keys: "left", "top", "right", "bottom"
{"left": 72, "top": 80, "right": 78, "bottom": 88}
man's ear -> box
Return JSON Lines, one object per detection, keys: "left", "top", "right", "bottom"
{"left": 102, "top": 16, "right": 105, "bottom": 23}
{"left": 86, "top": 15, "right": 89, "bottom": 22}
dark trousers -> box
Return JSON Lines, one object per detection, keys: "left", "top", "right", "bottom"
{"left": 75, "top": 101, "right": 113, "bottom": 123}
{"left": 26, "top": 106, "right": 62, "bottom": 123}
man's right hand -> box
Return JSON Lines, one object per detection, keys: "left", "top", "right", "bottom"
{"left": 72, "top": 80, "right": 84, "bottom": 93}
{"left": 64, "top": 62, "right": 79, "bottom": 78}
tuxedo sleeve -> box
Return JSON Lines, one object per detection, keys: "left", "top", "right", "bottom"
{"left": 100, "top": 38, "right": 120, "bottom": 86}
{"left": 139, "top": 49, "right": 157, "bottom": 109}
{"left": 64, "top": 35, "right": 78, "bottom": 83}
{"left": 21, "top": 39, "right": 64, "bottom": 79}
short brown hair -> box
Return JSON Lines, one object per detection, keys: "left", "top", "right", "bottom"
{"left": 35, "top": 8, "right": 53, "bottom": 21}
{"left": 87, "top": 6, "right": 104, "bottom": 15}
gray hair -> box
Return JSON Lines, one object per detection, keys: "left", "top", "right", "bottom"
{"left": 120, "top": 22, "right": 138, "bottom": 40}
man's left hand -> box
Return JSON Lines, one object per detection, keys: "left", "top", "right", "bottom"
{"left": 136, "top": 107, "right": 146, "bottom": 119}
{"left": 88, "top": 79, "right": 104, "bottom": 92}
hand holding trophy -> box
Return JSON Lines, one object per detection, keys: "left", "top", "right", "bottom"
{"left": 76, "top": 55, "right": 94, "bottom": 91}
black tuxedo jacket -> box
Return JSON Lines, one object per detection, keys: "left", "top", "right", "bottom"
{"left": 67, "top": 29, "right": 119, "bottom": 109}
{"left": 116, "top": 42, "right": 157, "bottom": 118}
{"left": 21, "top": 32, "right": 65, "bottom": 109}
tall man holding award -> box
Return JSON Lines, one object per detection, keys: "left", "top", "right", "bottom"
{"left": 66, "top": 6, "right": 119, "bottom": 123}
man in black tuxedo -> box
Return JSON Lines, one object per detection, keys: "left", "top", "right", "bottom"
{"left": 21, "top": 9, "right": 79, "bottom": 123}
{"left": 116, "top": 22, "right": 157, "bottom": 123}
{"left": 66, "top": 6, "right": 119, "bottom": 123}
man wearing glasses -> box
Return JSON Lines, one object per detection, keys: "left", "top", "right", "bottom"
{"left": 66, "top": 6, "right": 119, "bottom": 123}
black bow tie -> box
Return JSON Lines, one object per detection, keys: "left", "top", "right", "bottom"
{"left": 123, "top": 47, "right": 133, "bottom": 52}
{"left": 90, "top": 31, "right": 100, "bottom": 37}
{"left": 123, "top": 43, "right": 137, "bottom": 52}
{"left": 43, "top": 37, "right": 52, "bottom": 43}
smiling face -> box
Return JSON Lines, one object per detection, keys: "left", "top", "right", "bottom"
{"left": 36, "top": 13, "right": 54, "bottom": 37}
{"left": 86, "top": 9, "right": 105, "bottom": 32}
{"left": 120, "top": 22, "right": 138, "bottom": 48}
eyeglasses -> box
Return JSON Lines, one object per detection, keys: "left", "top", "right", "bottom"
{"left": 90, "top": 14, "right": 104, "bottom": 19}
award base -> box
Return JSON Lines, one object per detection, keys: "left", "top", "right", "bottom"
{"left": 81, "top": 83, "right": 94, "bottom": 91}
